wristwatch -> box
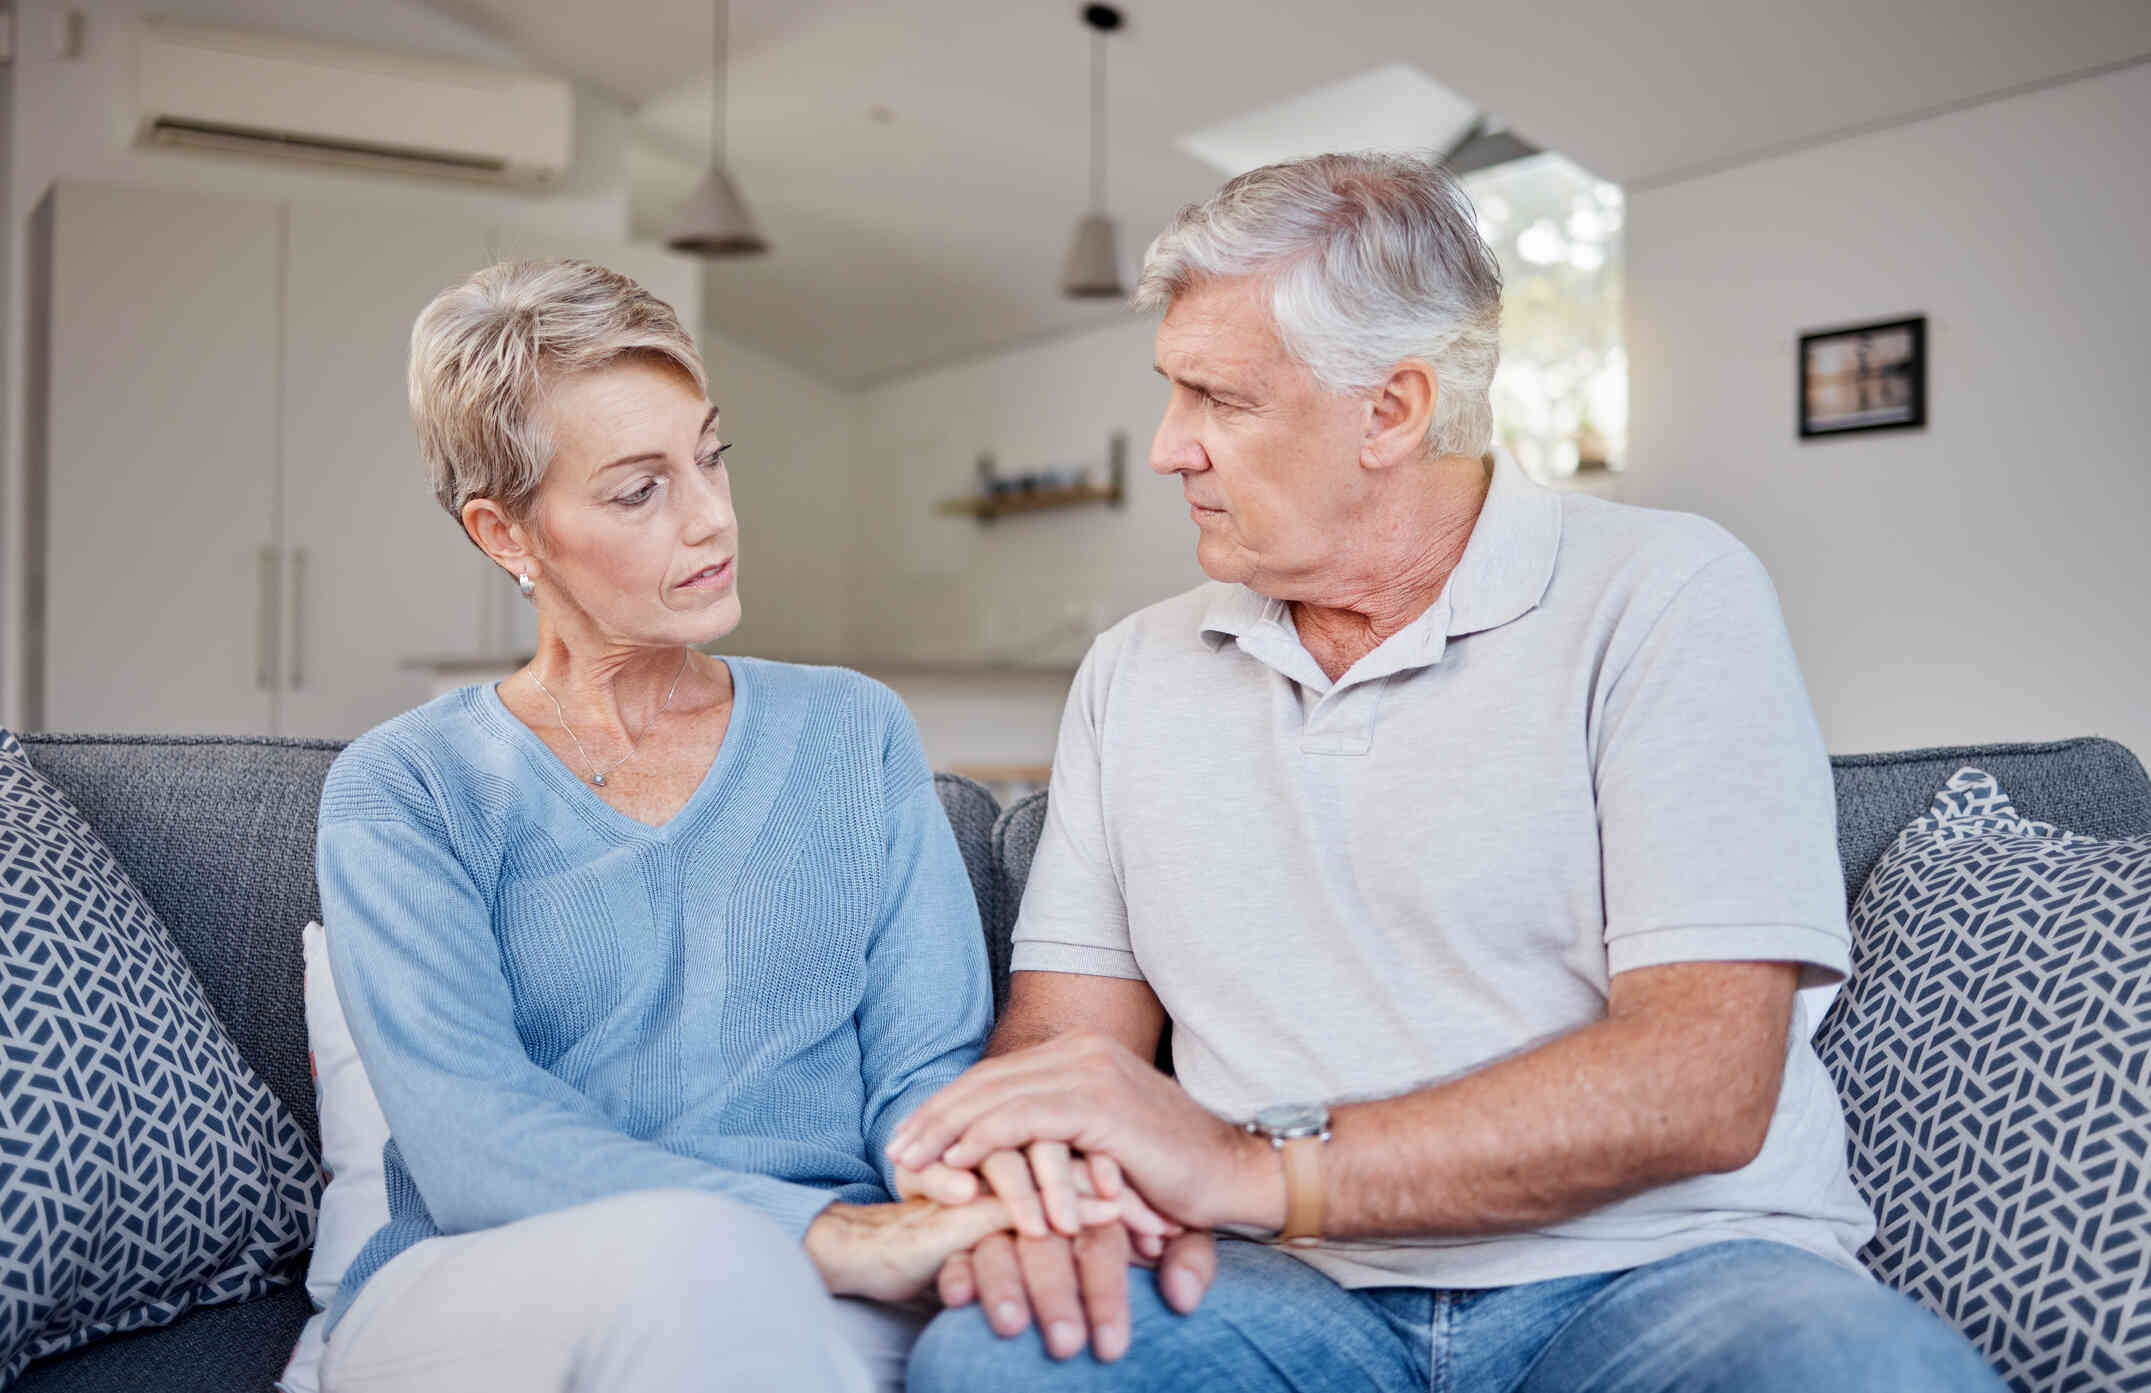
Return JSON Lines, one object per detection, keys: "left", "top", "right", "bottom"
{"left": 1244, "top": 1102, "right": 1332, "bottom": 1247}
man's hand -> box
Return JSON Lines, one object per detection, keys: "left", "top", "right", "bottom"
{"left": 889, "top": 1033, "right": 1272, "bottom": 1230}
{"left": 935, "top": 1227, "right": 1219, "bottom": 1362}
{"left": 894, "top": 1138, "right": 1212, "bottom": 1361}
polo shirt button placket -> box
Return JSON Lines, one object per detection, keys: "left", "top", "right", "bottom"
{"left": 1300, "top": 680, "right": 1377, "bottom": 756}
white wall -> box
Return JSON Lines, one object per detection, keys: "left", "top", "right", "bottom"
{"left": 1625, "top": 62, "right": 2151, "bottom": 766}
{"left": 700, "top": 327, "right": 855, "bottom": 663}
{"left": 808, "top": 316, "right": 1206, "bottom": 770}
{"left": 846, "top": 317, "right": 1204, "bottom": 666}
{"left": 2, "top": 0, "right": 641, "bottom": 728}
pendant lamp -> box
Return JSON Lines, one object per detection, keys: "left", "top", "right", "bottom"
{"left": 1060, "top": 5, "right": 1126, "bottom": 298}
{"left": 667, "top": 0, "right": 769, "bottom": 257}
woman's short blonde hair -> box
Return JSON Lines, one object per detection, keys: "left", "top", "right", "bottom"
{"left": 409, "top": 259, "right": 706, "bottom": 533}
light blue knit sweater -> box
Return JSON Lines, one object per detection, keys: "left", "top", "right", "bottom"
{"left": 316, "top": 658, "right": 991, "bottom": 1334}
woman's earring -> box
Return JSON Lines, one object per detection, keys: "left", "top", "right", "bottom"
{"left": 517, "top": 571, "right": 535, "bottom": 599}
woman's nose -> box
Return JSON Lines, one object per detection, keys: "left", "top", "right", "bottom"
{"left": 682, "top": 465, "right": 734, "bottom": 542}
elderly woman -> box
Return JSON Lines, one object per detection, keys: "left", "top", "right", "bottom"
{"left": 312, "top": 260, "right": 1102, "bottom": 1393}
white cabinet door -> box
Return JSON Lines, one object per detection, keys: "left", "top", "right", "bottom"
{"left": 276, "top": 203, "right": 503, "bottom": 741}
{"left": 39, "top": 181, "right": 280, "bottom": 734}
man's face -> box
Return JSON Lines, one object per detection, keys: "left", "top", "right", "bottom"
{"left": 1149, "top": 276, "right": 1373, "bottom": 599}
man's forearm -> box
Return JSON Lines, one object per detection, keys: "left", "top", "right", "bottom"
{"left": 1213, "top": 962, "right": 1798, "bottom": 1239}
{"left": 984, "top": 1012, "right": 1064, "bottom": 1058}
{"left": 987, "top": 969, "right": 1166, "bottom": 1059}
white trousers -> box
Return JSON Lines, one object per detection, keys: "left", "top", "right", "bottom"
{"left": 318, "top": 1190, "right": 927, "bottom": 1393}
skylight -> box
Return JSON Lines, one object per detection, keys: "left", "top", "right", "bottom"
{"left": 1177, "top": 64, "right": 1481, "bottom": 177}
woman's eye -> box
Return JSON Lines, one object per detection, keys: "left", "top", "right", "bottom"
{"left": 618, "top": 481, "right": 657, "bottom": 507}
{"left": 699, "top": 442, "right": 734, "bottom": 470}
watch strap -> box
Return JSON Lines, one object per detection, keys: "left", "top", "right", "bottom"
{"left": 1277, "top": 1133, "right": 1326, "bottom": 1246}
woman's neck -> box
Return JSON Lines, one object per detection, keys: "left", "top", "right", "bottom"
{"left": 523, "top": 638, "right": 707, "bottom": 743}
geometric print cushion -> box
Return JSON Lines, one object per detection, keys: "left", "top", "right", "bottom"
{"left": 1816, "top": 767, "right": 2151, "bottom": 1393}
{"left": 0, "top": 729, "right": 321, "bottom": 1381}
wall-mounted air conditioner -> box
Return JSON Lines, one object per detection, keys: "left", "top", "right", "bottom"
{"left": 134, "top": 19, "right": 574, "bottom": 186}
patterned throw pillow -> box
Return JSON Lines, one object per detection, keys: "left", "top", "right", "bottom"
{"left": 1818, "top": 766, "right": 2150, "bottom": 1393}
{"left": 0, "top": 729, "right": 320, "bottom": 1379}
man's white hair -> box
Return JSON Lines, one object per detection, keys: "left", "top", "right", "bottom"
{"left": 1134, "top": 151, "right": 1503, "bottom": 459}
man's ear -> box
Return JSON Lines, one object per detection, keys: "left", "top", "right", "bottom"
{"left": 1362, "top": 357, "right": 1438, "bottom": 471}
{"left": 461, "top": 496, "right": 535, "bottom": 579}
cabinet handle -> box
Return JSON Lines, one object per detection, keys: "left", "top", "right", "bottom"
{"left": 289, "top": 547, "right": 308, "bottom": 689}
{"left": 256, "top": 546, "right": 282, "bottom": 690}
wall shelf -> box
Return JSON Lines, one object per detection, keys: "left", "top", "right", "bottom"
{"left": 936, "top": 432, "right": 1126, "bottom": 525}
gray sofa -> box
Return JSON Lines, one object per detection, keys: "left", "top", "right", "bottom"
{"left": 11, "top": 731, "right": 2150, "bottom": 1391}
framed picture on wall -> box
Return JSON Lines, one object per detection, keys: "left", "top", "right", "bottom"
{"left": 1799, "top": 316, "right": 1926, "bottom": 439}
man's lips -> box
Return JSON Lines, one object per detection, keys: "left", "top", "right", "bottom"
{"left": 677, "top": 559, "right": 734, "bottom": 589}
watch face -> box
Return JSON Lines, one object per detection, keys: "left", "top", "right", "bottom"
{"left": 1252, "top": 1102, "right": 1329, "bottom": 1138}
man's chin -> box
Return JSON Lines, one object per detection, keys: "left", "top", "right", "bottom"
{"left": 1192, "top": 538, "right": 1252, "bottom": 586}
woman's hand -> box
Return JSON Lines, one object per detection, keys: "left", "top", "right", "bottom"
{"left": 896, "top": 1143, "right": 1180, "bottom": 1251}
{"left": 803, "top": 1196, "right": 1018, "bottom": 1303}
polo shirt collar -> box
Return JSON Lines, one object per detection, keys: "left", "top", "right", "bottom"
{"left": 1444, "top": 450, "right": 1563, "bottom": 639}
{"left": 1197, "top": 453, "right": 1562, "bottom": 687}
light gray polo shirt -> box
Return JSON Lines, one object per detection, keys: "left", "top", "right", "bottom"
{"left": 1011, "top": 456, "right": 1876, "bottom": 1290}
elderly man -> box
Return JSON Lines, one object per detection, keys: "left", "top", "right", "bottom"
{"left": 893, "top": 153, "right": 2002, "bottom": 1391}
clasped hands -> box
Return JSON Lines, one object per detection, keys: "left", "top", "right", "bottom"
{"left": 882, "top": 1033, "right": 1279, "bottom": 1363}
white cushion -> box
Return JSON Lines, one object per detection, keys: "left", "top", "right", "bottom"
{"left": 277, "top": 1313, "right": 327, "bottom": 1393}
{"left": 280, "top": 922, "right": 392, "bottom": 1393}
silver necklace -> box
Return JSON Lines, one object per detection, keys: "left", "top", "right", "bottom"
{"left": 525, "top": 650, "right": 691, "bottom": 787}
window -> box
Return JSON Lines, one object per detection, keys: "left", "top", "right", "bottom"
{"left": 1464, "top": 154, "right": 1626, "bottom": 486}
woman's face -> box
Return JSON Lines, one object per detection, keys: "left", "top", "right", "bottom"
{"left": 524, "top": 355, "right": 741, "bottom": 648}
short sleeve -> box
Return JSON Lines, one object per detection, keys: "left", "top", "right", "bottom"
{"left": 1009, "top": 638, "right": 1146, "bottom": 981}
{"left": 1592, "top": 546, "right": 1850, "bottom": 987}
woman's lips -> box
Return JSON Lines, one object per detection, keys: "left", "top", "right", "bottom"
{"left": 678, "top": 558, "right": 734, "bottom": 590}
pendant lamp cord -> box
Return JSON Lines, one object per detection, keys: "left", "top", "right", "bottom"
{"left": 712, "top": 0, "right": 728, "bottom": 173}
{"left": 1089, "top": 24, "right": 1107, "bottom": 214}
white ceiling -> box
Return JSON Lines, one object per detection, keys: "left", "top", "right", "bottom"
{"left": 420, "top": 0, "right": 2151, "bottom": 389}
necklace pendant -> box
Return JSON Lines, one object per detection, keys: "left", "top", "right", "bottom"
{"left": 592, "top": 773, "right": 608, "bottom": 787}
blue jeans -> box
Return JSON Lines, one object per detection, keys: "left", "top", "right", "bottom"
{"left": 905, "top": 1239, "right": 2005, "bottom": 1392}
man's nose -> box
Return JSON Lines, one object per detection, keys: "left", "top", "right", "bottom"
{"left": 1150, "top": 405, "right": 1205, "bottom": 476}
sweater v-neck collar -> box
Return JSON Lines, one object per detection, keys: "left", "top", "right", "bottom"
{"left": 476, "top": 655, "right": 755, "bottom": 841}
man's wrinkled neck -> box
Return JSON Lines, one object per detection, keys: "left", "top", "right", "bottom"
{"left": 1284, "top": 454, "right": 1491, "bottom": 682}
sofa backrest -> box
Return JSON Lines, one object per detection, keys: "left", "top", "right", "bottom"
{"left": 990, "top": 736, "right": 2151, "bottom": 961}
{"left": 25, "top": 730, "right": 2151, "bottom": 1160}
{"left": 1828, "top": 738, "right": 2151, "bottom": 906}
{"left": 22, "top": 735, "right": 342, "bottom": 1155}
{"left": 18, "top": 733, "right": 1002, "bottom": 1160}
